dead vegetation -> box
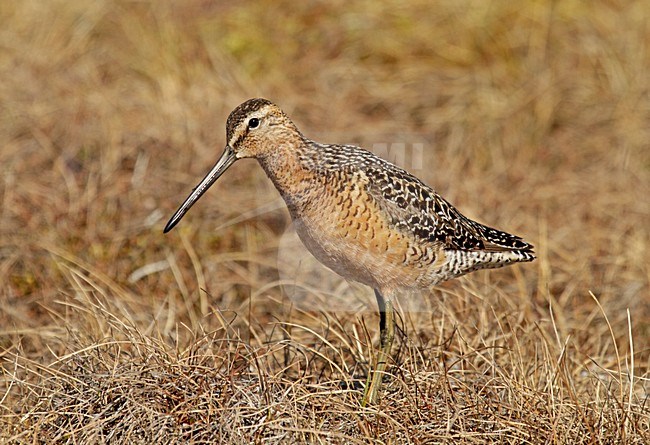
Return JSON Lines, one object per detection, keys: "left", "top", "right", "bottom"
{"left": 0, "top": 0, "right": 648, "bottom": 443}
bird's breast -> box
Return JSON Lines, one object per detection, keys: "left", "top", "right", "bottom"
{"left": 260, "top": 156, "right": 451, "bottom": 290}
{"left": 284, "top": 176, "right": 442, "bottom": 290}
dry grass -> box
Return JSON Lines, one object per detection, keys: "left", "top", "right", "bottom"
{"left": 1, "top": 0, "right": 648, "bottom": 443}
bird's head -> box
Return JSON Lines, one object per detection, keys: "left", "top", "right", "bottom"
{"left": 163, "top": 98, "right": 297, "bottom": 233}
{"left": 225, "top": 98, "right": 298, "bottom": 159}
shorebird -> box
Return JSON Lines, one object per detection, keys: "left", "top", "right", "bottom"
{"left": 164, "top": 98, "right": 535, "bottom": 405}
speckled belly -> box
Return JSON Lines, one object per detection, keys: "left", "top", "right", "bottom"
{"left": 291, "top": 201, "right": 442, "bottom": 292}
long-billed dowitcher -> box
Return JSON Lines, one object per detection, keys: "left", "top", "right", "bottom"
{"left": 164, "top": 98, "right": 535, "bottom": 405}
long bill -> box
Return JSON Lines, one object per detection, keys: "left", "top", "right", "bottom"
{"left": 163, "top": 145, "right": 237, "bottom": 233}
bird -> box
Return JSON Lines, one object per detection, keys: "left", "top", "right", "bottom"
{"left": 164, "top": 98, "right": 535, "bottom": 405}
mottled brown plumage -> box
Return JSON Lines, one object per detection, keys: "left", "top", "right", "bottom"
{"left": 164, "top": 98, "right": 535, "bottom": 405}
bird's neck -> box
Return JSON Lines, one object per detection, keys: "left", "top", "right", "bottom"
{"left": 256, "top": 140, "right": 321, "bottom": 214}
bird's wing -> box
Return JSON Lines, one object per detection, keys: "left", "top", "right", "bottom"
{"left": 361, "top": 159, "right": 532, "bottom": 253}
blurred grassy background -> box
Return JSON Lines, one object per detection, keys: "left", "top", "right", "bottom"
{"left": 1, "top": 0, "right": 648, "bottom": 443}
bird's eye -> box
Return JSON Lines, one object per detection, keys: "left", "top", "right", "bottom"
{"left": 248, "top": 118, "right": 260, "bottom": 129}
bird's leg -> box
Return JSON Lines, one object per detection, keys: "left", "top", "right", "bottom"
{"left": 362, "top": 289, "right": 394, "bottom": 406}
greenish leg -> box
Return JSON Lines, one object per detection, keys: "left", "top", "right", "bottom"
{"left": 361, "top": 289, "right": 394, "bottom": 406}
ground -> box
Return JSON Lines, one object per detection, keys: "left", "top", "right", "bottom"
{"left": 0, "top": 1, "right": 648, "bottom": 443}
